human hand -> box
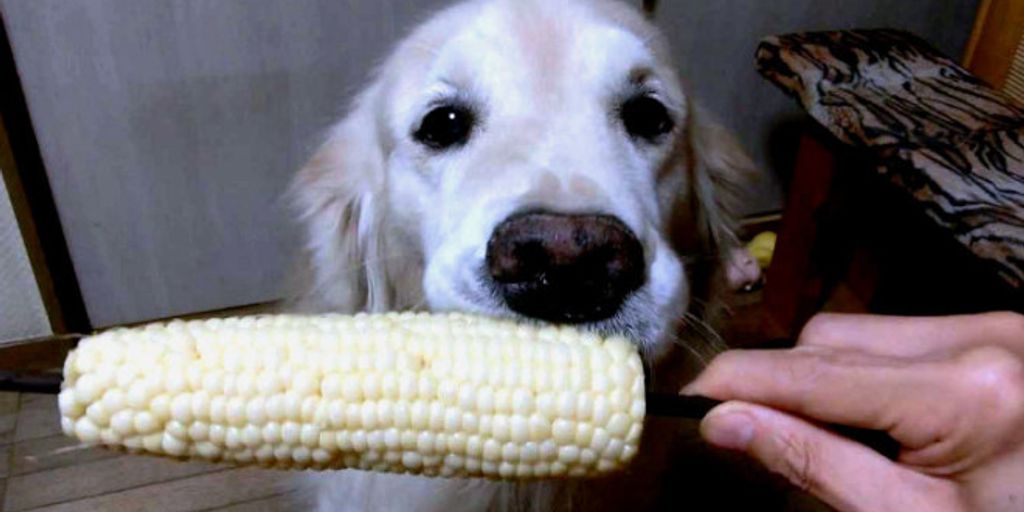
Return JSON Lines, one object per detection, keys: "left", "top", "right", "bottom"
{"left": 684, "top": 312, "right": 1024, "bottom": 511}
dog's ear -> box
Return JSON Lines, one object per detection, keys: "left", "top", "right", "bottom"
{"left": 667, "top": 103, "right": 756, "bottom": 309}
{"left": 685, "top": 104, "right": 755, "bottom": 259}
{"left": 287, "top": 86, "right": 393, "bottom": 313}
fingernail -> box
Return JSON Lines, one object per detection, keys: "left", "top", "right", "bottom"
{"left": 679, "top": 381, "right": 700, "bottom": 395}
{"left": 702, "top": 410, "right": 755, "bottom": 451}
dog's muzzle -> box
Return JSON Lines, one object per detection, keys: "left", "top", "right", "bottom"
{"left": 485, "top": 211, "right": 645, "bottom": 324}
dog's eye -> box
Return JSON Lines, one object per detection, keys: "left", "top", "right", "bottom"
{"left": 620, "top": 96, "right": 674, "bottom": 141}
{"left": 414, "top": 105, "right": 475, "bottom": 150}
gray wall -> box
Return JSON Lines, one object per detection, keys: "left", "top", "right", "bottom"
{"left": 2, "top": 0, "right": 450, "bottom": 327}
{"left": 654, "top": 0, "right": 980, "bottom": 213}
{"left": 0, "top": 168, "right": 51, "bottom": 343}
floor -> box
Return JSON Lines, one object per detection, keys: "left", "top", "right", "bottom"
{"left": 0, "top": 392, "right": 303, "bottom": 512}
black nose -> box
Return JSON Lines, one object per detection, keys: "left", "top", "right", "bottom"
{"left": 485, "top": 212, "right": 645, "bottom": 324}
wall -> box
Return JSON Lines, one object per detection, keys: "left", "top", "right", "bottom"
{"left": 1, "top": 0, "right": 450, "bottom": 327}
{"left": 655, "top": 0, "right": 980, "bottom": 214}
{"left": 0, "top": 168, "right": 50, "bottom": 343}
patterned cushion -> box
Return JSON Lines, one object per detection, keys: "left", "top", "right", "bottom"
{"left": 756, "top": 29, "right": 1024, "bottom": 288}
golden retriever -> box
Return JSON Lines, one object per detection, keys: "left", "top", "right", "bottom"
{"left": 288, "top": 0, "right": 755, "bottom": 509}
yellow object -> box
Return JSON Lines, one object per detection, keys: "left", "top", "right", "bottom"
{"left": 746, "top": 231, "right": 777, "bottom": 270}
{"left": 59, "top": 313, "right": 644, "bottom": 480}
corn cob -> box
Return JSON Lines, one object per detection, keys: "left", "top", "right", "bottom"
{"left": 59, "top": 312, "right": 645, "bottom": 479}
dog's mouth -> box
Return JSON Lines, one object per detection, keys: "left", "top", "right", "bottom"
{"left": 463, "top": 263, "right": 659, "bottom": 349}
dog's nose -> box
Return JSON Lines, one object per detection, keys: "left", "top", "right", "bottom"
{"left": 486, "top": 212, "right": 645, "bottom": 324}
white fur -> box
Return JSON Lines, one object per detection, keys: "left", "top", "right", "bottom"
{"left": 287, "top": 0, "right": 754, "bottom": 510}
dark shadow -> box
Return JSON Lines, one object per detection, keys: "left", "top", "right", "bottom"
{"left": 762, "top": 112, "right": 811, "bottom": 190}
{"left": 644, "top": 0, "right": 658, "bottom": 16}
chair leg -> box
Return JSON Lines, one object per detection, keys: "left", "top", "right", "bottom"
{"left": 762, "top": 131, "right": 838, "bottom": 340}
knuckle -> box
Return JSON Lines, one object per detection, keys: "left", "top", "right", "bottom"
{"left": 956, "top": 346, "right": 1024, "bottom": 424}
{"left": 797, "top": 314, "right": 846, "bottom": 345}
{"left": 710, "top": 349, "right": 746, "bottom": 369}
{"left": 785, "top": 347, "right": 840, "bottom": 391}
{"left": 998, "top": 311, "right": 1024, "bottom": 340}
{"left": 774, "top": 430, "right": 821, "bottom": 493}
{"left": 693, "top": 350, "right": 747, "bottom": 392}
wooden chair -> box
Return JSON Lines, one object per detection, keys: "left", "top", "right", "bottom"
{"left": 963, "top": 0, "right": 1024, "bottom": 101}
{"left": 755, "top": 22, "right": 1024, "bottom": 341}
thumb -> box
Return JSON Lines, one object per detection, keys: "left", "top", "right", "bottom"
{"left": 699, "top": 402, "right": 958, "bottom": 512}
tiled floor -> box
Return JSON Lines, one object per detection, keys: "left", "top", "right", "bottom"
{"left": 0, "top": 392, "right": 302, "bottom": 512}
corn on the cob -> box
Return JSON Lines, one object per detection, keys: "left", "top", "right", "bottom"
{"left": 59, "top": 313, "right": 645, "bottom": 479}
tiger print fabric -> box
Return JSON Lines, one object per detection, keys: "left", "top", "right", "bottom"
{"left": 756, "top": 29, "right": 1024, "bottom": 289}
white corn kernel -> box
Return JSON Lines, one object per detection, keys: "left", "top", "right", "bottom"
{"left": 552, "top": 419, "right": 575, "bottom": 445}
{"left": 189, "top": 422, "right": 210, "bottom": 442}
{"left": 170, "top": 394, "right": 193, "bottom": 423}
{"left": 86, "top": 402, "right": 111, "bottom": 427}
{"left": 75, "top": 374, "right": 102, "bottom": 404}
{"left": 110, "top": 410, "right": 135, "bottom": 436}
{"left": 245, "top": 397, "right": 266, "bottom": 425}
{"left": 134, "top": 412, "right": 159, "bottom": 435}
{"left": 528, "top": 414, "right": 549, "bottom": 441}
{"left": 209, "top": 424, "right": 226, "bottom": 444}
{"left": 281, "top": 422, "right": 301, "bottom": 445}
{"left": 262, "top": 423, "right": 281, "bottom": 444}
{"left": 150, "top": 394, "right": 171, "bottom": 422}
{"left": 75, "top": 418, "right": 101, "bottom": 443}
{"left": 243, "top": 425, "right": 263, "bottom": 447}
{"left": 558, "top": 446, "right": 580, "bottom": 464}
{"left": 166, "top": 420, "right": 188, "bottom": 440}
{"left": 163, "top": 432, "right": 188, "bottom": 456}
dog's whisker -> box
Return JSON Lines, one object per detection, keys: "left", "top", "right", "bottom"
{"left": 681, "top": 311, "right": 725, "bottom": 346}
{"left": 672, "top": 311, "right": 726, "bottom": 367}
{"left": 405, "top": 295, "right": 430, "bottom": 312}
{"left": 640, "top": 342, "right": 660, "bottom": 386}
{"left": 319, "top": 253, "right": 418, "bottom": 279}
{"left": 670, "top": 330, "right": 713, "bottom": 367}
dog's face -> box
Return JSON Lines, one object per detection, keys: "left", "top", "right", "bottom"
{"left": 292, "top": 0, "right": 749, "bottom": 361}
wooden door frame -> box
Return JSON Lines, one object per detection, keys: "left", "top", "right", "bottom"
{"left": 962, "top": 0, "right": 1024, "bottom": 88}
{"left": 0, "top": 12, "right": 90, "bottom": 335}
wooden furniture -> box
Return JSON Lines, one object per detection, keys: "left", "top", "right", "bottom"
{"left": 963, "top": 0, "right": 1024, "bottom": 100}
{"left": 756, "top": 28, "right": 1024, "bottom": 340}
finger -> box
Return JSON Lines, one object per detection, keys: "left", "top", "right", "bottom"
{"left": 700, "top": 402, "right": 961, "bottom": 512}
{"left": 798, "top": 312, "right": 1024, "bottom": 358}
{"left": 683, "top": 347, "right": 955, "bottom": 444}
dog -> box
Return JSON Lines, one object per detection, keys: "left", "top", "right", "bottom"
{"left": 287, "top": 0, "right": 756, "bottom": 509}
